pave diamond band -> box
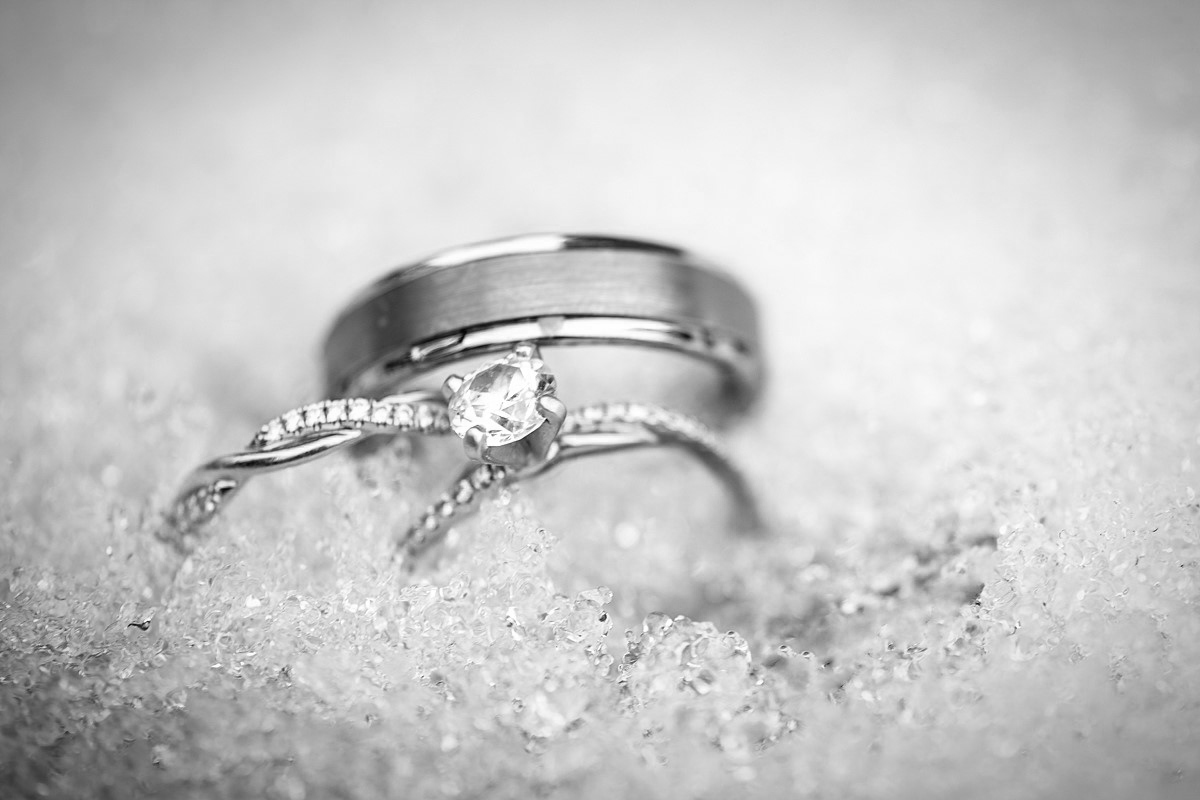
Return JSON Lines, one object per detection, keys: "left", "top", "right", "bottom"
{"left": 162, "top": 391, "right": 450, "bottom": 552}
{"left": 398, "top": 401, "right": 763, "bottom": 567}
{"left": 160, "top": 390, "right": 760, "bottom": 563}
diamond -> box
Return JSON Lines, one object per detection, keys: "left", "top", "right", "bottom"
{"left": 347, "top": 398, "right": 371, "bottom": 422}
{"left": 470, "top": 465, "right": 494, "bottom": 489}
{"left": 391, "top": 404, "right": 414, "bottom": 429}
{"left": 303, "top": 404, "right": 326, "bottom": 428}
{"left": 448, "top": 351, "right": 555, "bottom": 447}
{"left": 260, "top": 419, "right": 285, "bottom": 445}
{"left": 325, "top": 400, "right": 347, "bottom": 423}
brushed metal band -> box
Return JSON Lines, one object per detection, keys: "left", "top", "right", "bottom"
{"left": 322, "top": 234, "right": 763, "bottom": 416}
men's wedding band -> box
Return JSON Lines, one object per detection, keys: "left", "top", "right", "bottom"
{"left": 323, "top": 233, "right": 763, "bottom": 419}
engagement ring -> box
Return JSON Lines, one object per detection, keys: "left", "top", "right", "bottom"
{"left": 160, "top": 235, "right": 765, "bottom": 566}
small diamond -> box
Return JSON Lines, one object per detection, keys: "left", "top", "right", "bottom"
{"left": 347, "top": 398, "right": 371, "bottom": 422}
{"left": 415, "top": 404, "right": 434, "bottom": 430}
{"left": 469, "top": 465, "right": 493, "bottom": 489}
{"left": 260, "top": 419, "right": 285, "bottom": 444}
{"left": 448, "top": 350, "right": 555, "bottom": 446}
{"left": 370, "top": 403, "right": 392, "bottom": 424}
{"left": 325, "top": 401, "right": 347, "bottom": 423}
{"left": 643, "top": 406, "right": 666, "bottom": 426}
{"left": 303, "top": 405, "right": 326, "bottom": 428}
{"left": 282, "top": 410, "right": 303, "bottom": 433}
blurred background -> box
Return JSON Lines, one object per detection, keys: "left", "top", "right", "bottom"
{"left": 1, "top": 1, "right": 1198, "bottom": 797}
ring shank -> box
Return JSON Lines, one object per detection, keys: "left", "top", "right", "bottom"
{"left": 323, "top": 235, "right": 763, "bottom": 419}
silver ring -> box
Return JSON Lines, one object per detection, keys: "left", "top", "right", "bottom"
{"left": 161, "top": 346, "right": 762, "bottom": 561}
{"left": 161, "top": 235, "right": 766, "bottom": 566}
{"left": 322, "top": 233, "right": 763, "bottom": 421}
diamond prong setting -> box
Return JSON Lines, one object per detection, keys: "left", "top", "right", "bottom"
{"left": 442, "top": 374, "right": 464, "bottom": 401}
{"left": 446, "top": 344, "right": 563, "bottom": 468}
{"left": 463, "top": 425, "right": 488, "bottom": 461}
{"left": 536, "top": 395, "right": 567, "bottom": 429}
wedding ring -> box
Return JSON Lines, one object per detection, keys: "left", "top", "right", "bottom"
{"left": 161, "top": 344, "right": 761, "bottom": 559}
{"left": 323, "top": 234, "right": 763, "bottom": 422}
{"left": 160, "top": 234, "right": 766, "bottom": 563}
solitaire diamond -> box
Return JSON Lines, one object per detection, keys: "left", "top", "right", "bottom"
{"left": 448, "top": 351, "right": 555, "bottom": 446}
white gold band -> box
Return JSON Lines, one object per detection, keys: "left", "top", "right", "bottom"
{"left": 322, "top": 234, "right": 764, "bottom": 419}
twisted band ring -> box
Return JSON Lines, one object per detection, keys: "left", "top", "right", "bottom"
{"left": 162, "top": 345, "right": 760, "bottom": 562}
